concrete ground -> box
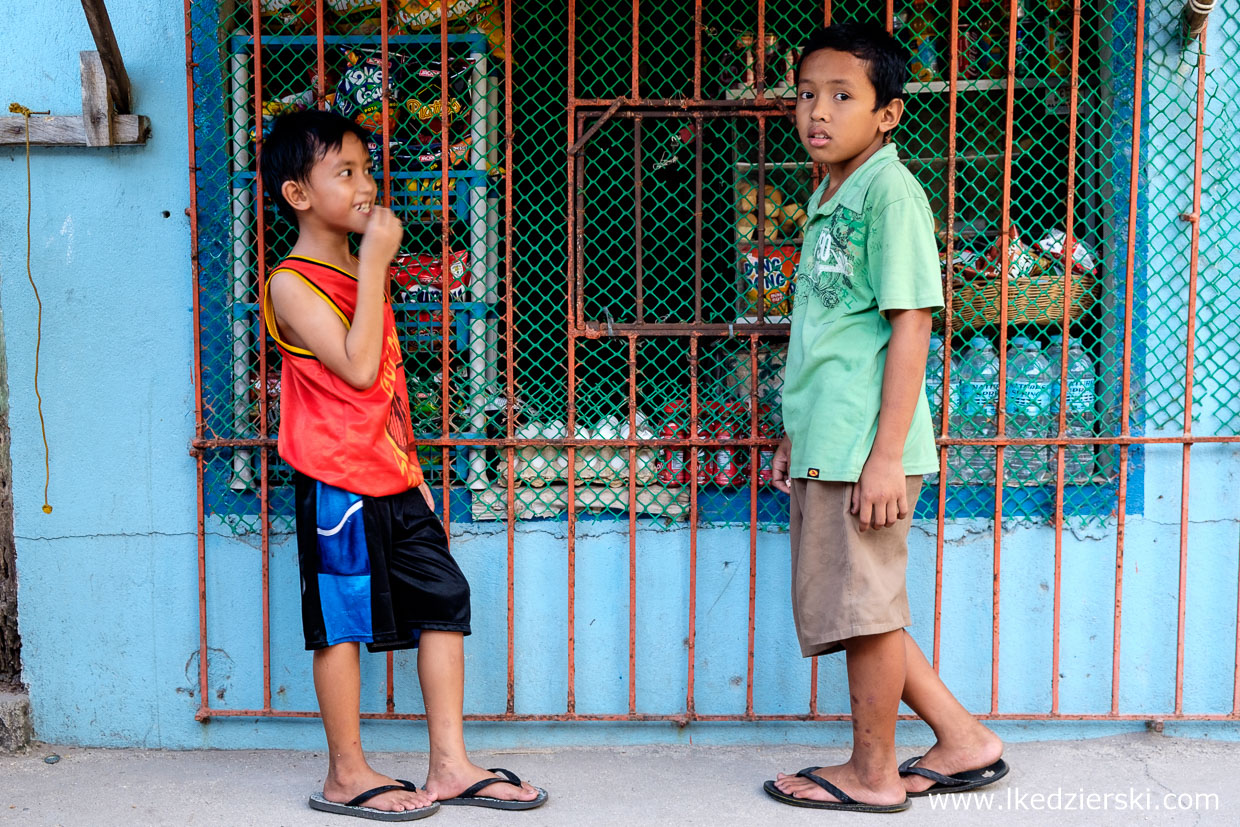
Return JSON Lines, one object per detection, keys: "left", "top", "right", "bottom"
{"left": 0, "top": 733, "right": 1233, "bottom": 826}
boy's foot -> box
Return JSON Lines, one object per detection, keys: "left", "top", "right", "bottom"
{"left": 425, "top": 761, "right": 544, "bottom": 807}
{"left": 322, "top": 769, "right": 436, "bottom": 813}
{"left": 900, "top": 725, "right": 1004, "bottom": 795}
{"left": 771, "top": 762, "right": 908, "bottom": 808}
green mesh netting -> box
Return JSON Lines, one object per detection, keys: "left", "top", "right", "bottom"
{"left": 190, "top": 0, "right": 1177, "bottom": 533}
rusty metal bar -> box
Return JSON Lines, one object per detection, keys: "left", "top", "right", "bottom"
{"left": 184, "top": 0, "right": 209, "bottom": 722}
{"left": 692, "top": 0, "right": 702, "bottom": 101}
{"left": 631, "top": 0, "right": 640, "bottom": 99}
{"left": 629, "top": 334, "right": 639, "bottom": 715}
{"left": 195, "top": 706, "right": 1240, "bottom": 723}
{"left": 438, "top": 0, "right": 453, "bottom": 526}
{"left": 574, "top": 105, "right": 792, "bottom": 116}
{"left": 504, "top": 0, "right": 516, "bottom": 718}
{"left": 566, "top": 0, "right": 579, "bottom": 714}
{"left": 1049, "top": 0, "right": 1084, "bottom": 718}
{"left": 934, "top": 0, "right": 962, "bottom": 677}
{"left": 755, "top": 0, "right": 766, "bottom": 100}
{"left": 192, "top": 432, "right": 1240, "bottom": 452}
{"left": 574, "top": 115, "right": 587, "bottom": 329}
{"left": 568, "top": 98, "right": 625, "bottom": 156}
{"left": 575, "top": 97, "right": 791, "bottom": 111}
{"left": 989, "top": 0, "right": 1020, "bottom": 716}
{"left": 687, "top": 335, "right": 699, "bottom": 716}
{"left": 315, "top": 0, "right": 325, "bottom": 106}
{"left": 634, "top": 116, "right": 645, "bottom": 324}
{"left": 246, "top": 0, "right": 274, "bottom": 715}
{"left": 756, "top": 115, "right": 766, "bottom": 325}
{"left": 746, "top": 334, "right": 759, "bottom": 718}
{"left": 1114, "top": 0, "right": 1147, "bottom": 716}
{"left": 1176, "top": 28, "right": 1209, "bottom": 717}
{"left": 694, "top": 116, "right": 703, "bottom": 323}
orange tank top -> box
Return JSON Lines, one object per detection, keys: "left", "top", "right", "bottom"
{"left": 262, "top": 255, "right": 422, "bottom": 496}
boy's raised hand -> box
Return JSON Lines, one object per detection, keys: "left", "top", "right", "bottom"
{"left": 358, "top": 205, "right": 404, "bottom": 267}
{"left": 851, "top": 453, "right": 908, "bottom": 532}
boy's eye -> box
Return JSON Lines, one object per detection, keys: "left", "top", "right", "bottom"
{"left": 835, "top": 93, "right": 850, "bottom": 101}
{"left": 799, "top": 90, "right": 813, "bottom": 100}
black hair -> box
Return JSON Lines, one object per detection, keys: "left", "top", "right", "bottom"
{"left": 259, "top": 109, "right": 372, "bottom": 223}
{"left": 795, "top": 23, "right": 909, "bottom": 110}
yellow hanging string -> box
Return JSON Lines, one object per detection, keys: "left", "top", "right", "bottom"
{"left": 8, "top": 102, "right": 53, "bottom": 514}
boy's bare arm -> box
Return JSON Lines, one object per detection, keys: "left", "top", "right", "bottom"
{"left": 270, "top": 207, "right": 403, "bottom": 390}
{"left": 853, "top": 307, "right": 932, "bottom": 531}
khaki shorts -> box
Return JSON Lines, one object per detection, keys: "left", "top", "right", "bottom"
{"left": 789, "top": 476, "right": 923, "bottom": 657}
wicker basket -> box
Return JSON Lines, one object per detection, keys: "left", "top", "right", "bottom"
{"left": 941, "top": 265, "right": 1096, "bottom": 329}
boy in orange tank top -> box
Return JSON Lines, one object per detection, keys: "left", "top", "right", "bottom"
{"left": 261, "top": 110, "right": 545, "bottom": 820}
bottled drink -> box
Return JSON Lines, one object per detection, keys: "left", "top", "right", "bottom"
{"left": 907, "top": 0, "right": 942, "bottom": 81}
{"left": 952, "top": 335, "right": 999, "bottom": 484}
{"left": 1005, "top": 341, "right": 1053, "bottom": 483}
{"left": 1006, "top": 334, "right": 1030, "bottom": 365}
{"left": 1045, "top": 336, "right": 1063, "bottom": 379}
{"left": 1062, "top": 340, "right": 1096, "bottom": 482}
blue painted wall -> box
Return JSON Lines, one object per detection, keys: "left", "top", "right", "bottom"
{"left": 2, "top": 1, "right": 1238, "bottom": 749}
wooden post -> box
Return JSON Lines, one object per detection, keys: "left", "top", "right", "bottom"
{"left": 79, "top": 0, "right": 131, "bottom": 115}
{"left": 80, "top": 51, "right": 113, "bottom": 147}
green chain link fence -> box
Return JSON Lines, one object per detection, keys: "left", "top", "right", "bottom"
{"left": 189, "top": 1, "right": 1226, "bottom": 535}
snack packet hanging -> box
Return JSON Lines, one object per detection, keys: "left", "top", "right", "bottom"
{"left": 395, "top": 0, "right": 486, "bottom": 31}
{"left": 740, "top": 244, "right": 798, "bottom": 317}
{"left": 333, "top": 47, "right": 406, "bottom": 132}
{"left": 391, "top": 250, "right": 472, "bottom": 302}
{"left": 1032, "top": 229, "right": 1097, "bottom": 276}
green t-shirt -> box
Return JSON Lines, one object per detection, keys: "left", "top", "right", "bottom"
{"left": 782, "top": 143, "right": 945, "bottom": 482}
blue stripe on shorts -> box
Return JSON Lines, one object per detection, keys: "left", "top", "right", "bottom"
{"left": 315, "top": 481, "right": 372, "bottom": 645}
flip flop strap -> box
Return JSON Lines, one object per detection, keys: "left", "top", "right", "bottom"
{"left": 455, "top": 768, "right": 523, "bottom": 800}
{"left": 794, "top": 767, "right": 857, "bottom": 805}
{"left": 897, "top": 756, "right": 966, "bottom": 787}
{"left": 346, "top": 779, "right": 419, "bottom": 808}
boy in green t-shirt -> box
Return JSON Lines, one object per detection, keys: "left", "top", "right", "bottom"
{"left": 763, "top": 23, "right": 1008, "bottom": 812}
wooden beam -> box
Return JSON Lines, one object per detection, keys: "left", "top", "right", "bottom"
{"left": 79, "top": 0, "right": 131, "bottom": 115}
{"left": 80, "top": 51, "right": 113, "bottom": 146}
{"left": 0, "top": 114, "right": 149, "bottom": 146}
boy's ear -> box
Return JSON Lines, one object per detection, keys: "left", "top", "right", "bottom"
{"left": 878, "top": 97, "right": 905, "bottom": 138}
{"left": 281, "top": 179, "right": 311, "bottom": 213}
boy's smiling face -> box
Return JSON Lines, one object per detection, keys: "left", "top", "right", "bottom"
{"left": 285, "top": 131, "right": 378, "bottom": 234}
{"left": 795, "top": 48, "right": 902, "bottom": 167}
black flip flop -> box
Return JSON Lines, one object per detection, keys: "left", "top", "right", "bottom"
{"left": 437, "top": 767, "right": 548, "bottom": 810}
{"left": 898, "top": 755, "right": 1009, "bottom": 797}
{"left": 763, "top": 767, "right": 911, "bottom": 813}
{"left": 308, "top": 779, "right": 440, "bottom": 821}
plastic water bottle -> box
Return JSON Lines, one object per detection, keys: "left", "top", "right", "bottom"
{"left": 1045, "top": 336, "right": 1062, "bottom": 380}
{"left": 1062, "top": 340, "right": 1096, "bottom": 482}
{"left": 952, "top": 335, "right": 998, "bottom": 484}
{"left": 1006, "top": 334, "right": 1030, "bottom": 364}
{"left": 1005, "top": 341, "right": 1053, "bottom": 484}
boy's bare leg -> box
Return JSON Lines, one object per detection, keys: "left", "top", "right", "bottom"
{"left": 773, "top": 630, "right": 909, "bottom": 805}
{"left": 314, "top": 643, "right": 434, "bottom": 812}
{"left": 417, "top": 630, "right": 540, "bottom": 802}
{"left": 898, "top": 630, "right": 1004, "bottom": 793}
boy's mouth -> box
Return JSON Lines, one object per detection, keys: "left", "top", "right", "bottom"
{"left": 354, "top": 202, "right": 373, "bottom": 214}
{"left": 807, "top": 130, "right": 831, "bottom": 148}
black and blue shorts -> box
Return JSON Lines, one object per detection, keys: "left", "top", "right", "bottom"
{"left": 294, "top": 472, "right": 471, "bottom": 652}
